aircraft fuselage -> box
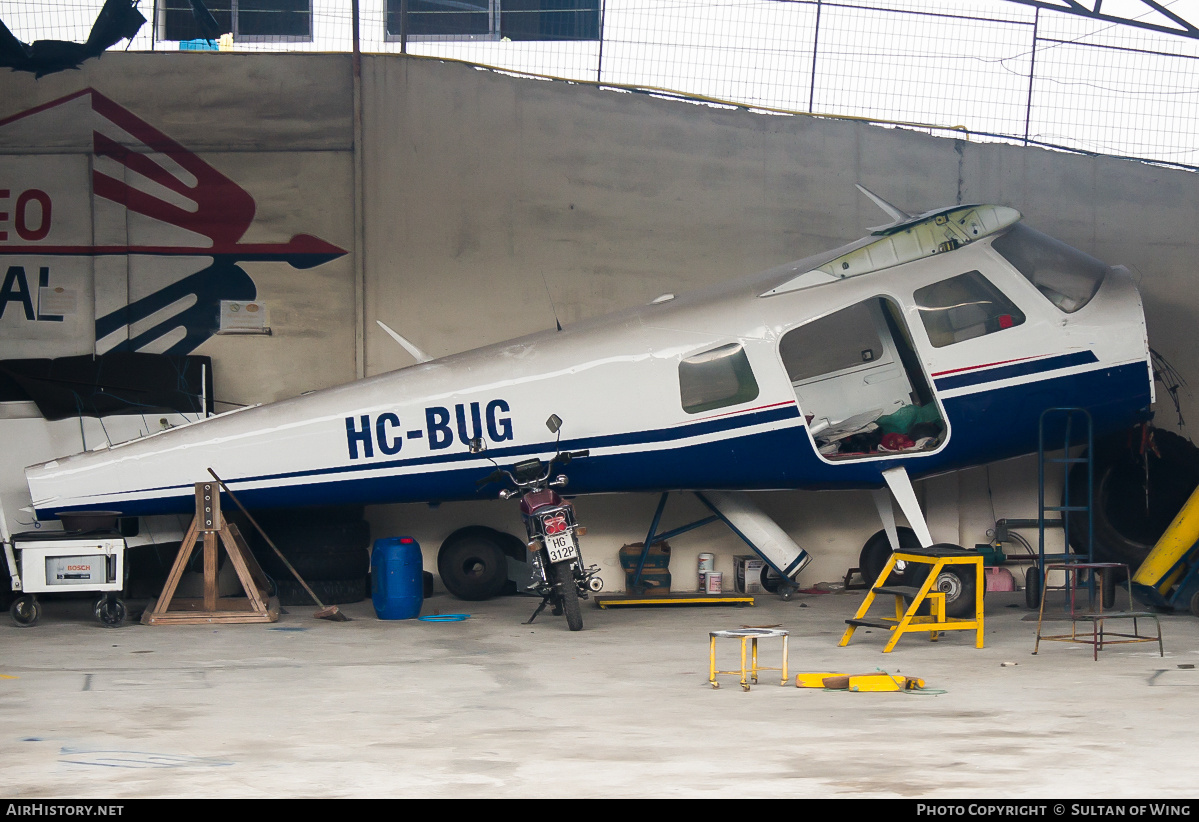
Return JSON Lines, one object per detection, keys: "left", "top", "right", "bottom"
{"left": 26, "top": 210, "right": 1154, "bottom": 518}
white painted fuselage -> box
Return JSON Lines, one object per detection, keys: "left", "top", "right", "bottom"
{"left": 26, "top": 206, "right": 1154, "bottom": 519}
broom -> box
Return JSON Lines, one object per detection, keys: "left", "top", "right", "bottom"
{"left": 207, "top": 468, "right": 349, "bottom": 621}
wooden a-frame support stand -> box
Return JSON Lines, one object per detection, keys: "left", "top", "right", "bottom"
{"left": 142, "top": 481, "right": 279, "bottom": 625}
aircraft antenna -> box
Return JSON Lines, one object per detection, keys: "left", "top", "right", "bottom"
{"left": 376, "top": 320, "right": 431, "bottom": 363}
{"left": 541, "top": 272, "right": 563, "bottom": 332}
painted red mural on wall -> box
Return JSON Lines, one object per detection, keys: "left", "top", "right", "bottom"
{"left": 0, "top": 88, "right": 346, "bottom": 357}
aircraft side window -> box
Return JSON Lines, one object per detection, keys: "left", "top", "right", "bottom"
{"left": 915, "top": 270, "right": 1026, "bottom": 348}
{"left": 679, "top": 343, "right": 760, "bottom": 414}
{"left": 991, "top": 223, "right": 1106, "bottom": 313}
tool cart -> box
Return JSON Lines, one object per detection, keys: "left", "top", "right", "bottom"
{"left": 3, "top": 532, "right": 128, "bottom": 628}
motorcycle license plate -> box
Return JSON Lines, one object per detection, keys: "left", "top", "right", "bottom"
{"left": 545, "top": 533, "right": 578, "bottom": 563}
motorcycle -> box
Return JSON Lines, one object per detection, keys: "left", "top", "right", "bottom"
{"left": 472, "top": 415, "right": 603, "bottom": 631}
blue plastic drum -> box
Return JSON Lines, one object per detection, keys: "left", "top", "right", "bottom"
{"left": 371, "top": 537, "right": 424, "bottom": 620}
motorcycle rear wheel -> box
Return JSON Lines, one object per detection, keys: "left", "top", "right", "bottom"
{"left": 553, "top": 562, "right": 583, "bottom": 632}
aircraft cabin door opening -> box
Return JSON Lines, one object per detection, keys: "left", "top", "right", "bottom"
{"left": 779, "top": 296, "right": 945, "bottom": 460}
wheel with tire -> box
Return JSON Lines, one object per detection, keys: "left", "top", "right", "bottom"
{"left": 96, "top": 595, "right": 127, "bottom": 628}
{"left": 758, "top": 566, "right": 797, "bottom": 599}
{"left": 1101, "top": 567, "right": 1117, "bottom": 609}
{"left": 10, "top": 595, "right": 39, "bottom": 628}
{"left": 249, "top": 520, "right": 371, "bottom": 581}
{"left": 907, "top": 560, "right": 980, "bottom": 619}
{"left": 1190, "top": 588, "right": 1199, "bottom": 618}
{"left": 185, "top": 543, "right": 226, "bottom": 575}
{"left": 934, "top": 567, "right": 978, "bottom": 619}
{"left": 248, "top": 504, "right": 366, "bottom": 532}
{"left": 760, "top": 565, "right": 780, "bottom": 594}
{"left": 437, "top": 527, "right": 509, "bottom": 601}
{"left": 1067, "top": 429, "right": 1199, "bottom": 569}
{"left": 274, "top": 577, "right": 367, "bottom": 606}
{"left": 1025, "top": 566, "right": 1043, "bottom": 609}
{"left": 495, "top": 531, "right": 530, "bottom": 595}
{"left": 859, "top": 527, "right": 922, "bottom": 588}
{"left": 553, "top": 561, "right": 583, "bottom": 631}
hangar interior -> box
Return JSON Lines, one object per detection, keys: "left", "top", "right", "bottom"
{"left": 2, "top": 0, "right": 1199, "bottom": 799}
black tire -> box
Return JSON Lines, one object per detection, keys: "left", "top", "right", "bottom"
{"left": 274, "top": 577, "right": 367, "bottom": 606}
{"left": 122, "top": 542, "right": 181, "bottom": 598}
{"left": 553, "top": 562, "right": 583, "bottom": 631}
{"left": 1067, "top": 429, "right": 1199, "bottom": 569}
{"left": 10, "top": 595, "right": 39, "bottom": 627}
{"left": 760, "top": 565, "right": 780, "bottom": 594}
{"left": 96, "top": 596, "right": 127, "bottom": 628}
{"left": 935, "top": 567, "right": 979, "bottom": 619}
{"left": 495, "top": 531, "right": 529, "bottom": 561}
{"left": 248, "top": 520, "right": 371, "bottom": 581}
{"left": 859, "top": 527, "right": 922, "bottom": 588}
{"left": 495, "top": 531, "right": 529, "bottom": 596}
{"left": 437, "top": 527, "right": 509, "bottom": 601}
{"left": 907, "top": 560, "right": 980, "bottom": 619}
{"left": 758, "top": 566, "right": 795, "bottom": 598}
{"left": 126, "top": 542, "right": 182, "bottom": 581}
{"left": 1025, "top": 567, "right": 1043, "bottom": 609}
{"left": 1190, "top": 588, "right": 1199, "bottom": 618}
{"left": 1101, "top": 567, "right": 1117, "bottom": 609}
{"left": 185, "top": 542, "right": 226, "bottom": 575}
{"left": 247, "top": 505, "right": 366, "bottom": 531}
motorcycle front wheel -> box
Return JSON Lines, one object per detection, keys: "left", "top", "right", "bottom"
{"left": 553, "top": 562, "right": 583, "bottom": 632}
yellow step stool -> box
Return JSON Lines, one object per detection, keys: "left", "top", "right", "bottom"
{"left": 839, "top": 544, "right": 984, "bottom": 652}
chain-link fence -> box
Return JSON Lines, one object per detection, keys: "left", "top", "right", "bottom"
{"left": 4, "top": 1, "right": 1199, "bottom": 169}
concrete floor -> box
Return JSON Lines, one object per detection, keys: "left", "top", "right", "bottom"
{"left": 1, "top": 585, "right": 1196, "bottom": 799}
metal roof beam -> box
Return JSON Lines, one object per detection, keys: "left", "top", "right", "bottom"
{"left": 999, "top": 0, "right": 1199, "bottom": 39}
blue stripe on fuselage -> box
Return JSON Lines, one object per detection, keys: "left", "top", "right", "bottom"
{"left": 933, "top": 351, "right": 1099, "bottom": 392}
{"left": 39, "top": 362, "right": 1151, "bottom": 518}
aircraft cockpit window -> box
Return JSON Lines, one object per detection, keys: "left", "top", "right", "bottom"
{"left": 915, "top": 270, "right": 1026, "bottom": 348}
{"left": 991, "top": 223, "right": 1106, "bottom": 313}
{"left": 679, "top": 343, "right": 760, "bottom": 414}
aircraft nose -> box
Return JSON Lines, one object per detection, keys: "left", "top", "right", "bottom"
{"left": 1089, "top": 265, "right": 1154, "bottom": 404}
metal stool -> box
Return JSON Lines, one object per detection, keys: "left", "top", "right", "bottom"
{"left": 708, "top": 628, "right": 789, "bottom": 690}
{"left": 1034, "top": 562, "right": 1164, "bottom": 661}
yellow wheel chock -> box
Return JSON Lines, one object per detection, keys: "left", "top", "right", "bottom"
{"left": 796, "top": 671, "right": 925, "bottom": 691}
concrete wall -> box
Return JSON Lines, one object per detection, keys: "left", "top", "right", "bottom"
{"left": 2, "top": 52, "right": 1196, "bottom": 591}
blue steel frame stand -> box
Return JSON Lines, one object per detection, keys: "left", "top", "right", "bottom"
{"left": 1037, "top": 407, "right": 1097, "bottom": 607}
{"left": 630, "top": 491, "right": 797, "bottom": 597}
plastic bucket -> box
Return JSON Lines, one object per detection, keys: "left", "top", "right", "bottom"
{"left": 698, "top": 553, "right": 715, "bottom": 590}
{"left": 371, "top": 537, "right": 424, "bottom": 620}
{"left": 705, "top": 571, "right": 723, "bottom": 594}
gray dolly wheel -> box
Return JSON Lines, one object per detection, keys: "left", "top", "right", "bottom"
{"left": 96, "top": 595, "right": 127, "bottom": 628}
{"left": 10, "top": 595, "right": 40, "bottom": 627}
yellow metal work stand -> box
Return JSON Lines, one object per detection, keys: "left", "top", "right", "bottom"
{"left": 839, "top": 545, "right": 984, "bottom": 652}
{"left": 709, "top": 628, "right": 789, "bottom": 690}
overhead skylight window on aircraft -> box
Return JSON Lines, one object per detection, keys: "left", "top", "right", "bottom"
{"left": 915, "top": 271, "right": 1026, "bottom": 348}
{"left": 991, "top": 224, "right": 1106, "bottom": 314}
{"left": 679, "top": 343, "right": 760, "bottom": 415}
